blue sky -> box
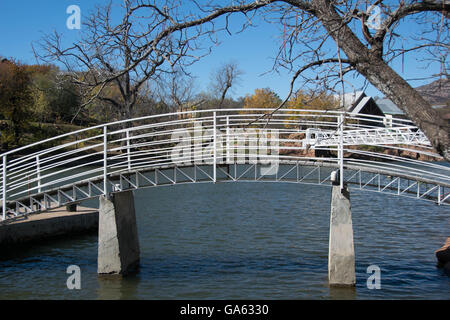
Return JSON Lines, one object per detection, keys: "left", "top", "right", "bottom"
{"left": 0, "top": 0, "right": 444, "bottom": 100}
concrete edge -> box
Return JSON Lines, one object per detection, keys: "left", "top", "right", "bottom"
{"left": 0, "top": 207, "right": 99, "bottom": 246}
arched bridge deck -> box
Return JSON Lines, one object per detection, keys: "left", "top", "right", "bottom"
{"left": 1, "top": 108, "right": 449, "bottom": 220}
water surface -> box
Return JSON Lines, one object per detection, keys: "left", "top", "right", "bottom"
{"left": 0, "top": 182, "right": 449, "bottom": 299}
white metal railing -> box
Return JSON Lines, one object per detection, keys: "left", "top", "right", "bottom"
{"left": 0, "top": 108, "right": 449, "bottom": 220}
{"left": 306, "top": 127, "right": 430, "bottom": 147}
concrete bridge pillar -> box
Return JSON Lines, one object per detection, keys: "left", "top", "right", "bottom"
{"left": 328, "top": 183, "right": 356, "bottom": 286}
{"left": 98, "top": 190, "right": 140, "bottom": 275}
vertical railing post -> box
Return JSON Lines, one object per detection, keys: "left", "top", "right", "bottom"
{"left": 213, "top": 111, "right": 217, "bottom": 183}
{"left": 2, "top": 155, "right": 6, "bottom": 220}
{"left": 103, "top": 125, "right": 108, "bottom": 198}
{"left": 226, "top": 116, "right": 230, "bottom": 164}
{"left": 438, "top": 185, "right": 441, "bottom": 206}
{"left": 339, "top": 114, "right": 344, "bottom": 190}
{"left": 36, "top": 155, "right": 41, "bottom": 193}
{"left": 126, "top": 129, "right": 131, "bottom": 171}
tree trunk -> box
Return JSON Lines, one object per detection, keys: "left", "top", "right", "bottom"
{"left": 354, "top": 57, "right": 449, "bottom": 159}
{"left": 312, "top": 0, "right": 450, "bottom": 160}
{"left": 219, "top": 84, "right": 231, "bottom": 108}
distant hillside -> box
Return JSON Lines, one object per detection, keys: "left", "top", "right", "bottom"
{"left": 414, "top": 78, "right": 450, "bottom": 106}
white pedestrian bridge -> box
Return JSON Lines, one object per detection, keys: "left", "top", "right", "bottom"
{"left": 1, "top": 108, "right": 449, "bottom": 221}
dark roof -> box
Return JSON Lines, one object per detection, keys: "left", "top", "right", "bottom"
{"left": 375, "top": 98, "right": 404, "bottom": 115}
{"left": 351, "top": 96, "right": 372, "bottom": 114}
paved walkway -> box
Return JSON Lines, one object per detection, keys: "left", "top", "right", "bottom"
{"left": 0, "top": 206, "right": 98, "bottom": 245}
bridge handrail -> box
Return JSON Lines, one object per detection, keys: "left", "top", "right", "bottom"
{"left": 0, "top": 108, "right": 419, "bottom": 158}
{"left": 1, "top": 108, "right": 448, "bottom": 220}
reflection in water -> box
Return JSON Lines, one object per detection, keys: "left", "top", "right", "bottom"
{"left": 97, "top": 274, "right": 140, "bottom": 300}
{"left": 329, "top": 286, "right": 357, "bottom": 300}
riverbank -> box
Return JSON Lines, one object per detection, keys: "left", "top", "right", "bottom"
{"left": 436, "top": 237, "right": 450, "bottom": 274}
{"left": 0, "top": 206, "right": 98, "bottom": 246}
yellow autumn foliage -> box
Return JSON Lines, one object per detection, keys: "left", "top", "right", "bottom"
{"left": 284, "top": 90, "right": 339, "bottom": 129}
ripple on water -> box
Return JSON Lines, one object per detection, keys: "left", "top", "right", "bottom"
{"left": 0, "top": 182, "right": 449, "bottom": 299}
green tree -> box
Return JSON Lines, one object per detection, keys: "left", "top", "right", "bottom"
{"left": 0, "top": 59, "right": 33, "bottom": 148}
{"left": 30, "top": 66, "right": 80, "bottom": 124}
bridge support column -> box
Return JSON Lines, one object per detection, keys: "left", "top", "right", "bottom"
{"left": 328, "top": 183, "right": 356, "bottom": 286}
{"left": 98, "top": 190, "right": 140, "bottom": 275}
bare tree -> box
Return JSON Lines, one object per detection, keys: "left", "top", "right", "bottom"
{"left": 156, "top": 68, "right": 198, "bottom": 117}
{"left": 210, "top": 61, "right": 243, "bottom": 107}
{"left": 149, "top": 0, "right": 447, "bottom": 160}
{"left": 244, "top": 0, "right": 449, "bottom": 159}
{"left": 265, "top": 0, "right": 450, "bottom": 160}
{"left": 36, "top": 0, "right": 449, "bottom": 160}
{"left": 34, "top": 0, "right": 220, "bottom": 127}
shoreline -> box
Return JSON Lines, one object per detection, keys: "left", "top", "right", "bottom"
{"left": 0, "top": 206, "right": 98, "bottom": 246}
